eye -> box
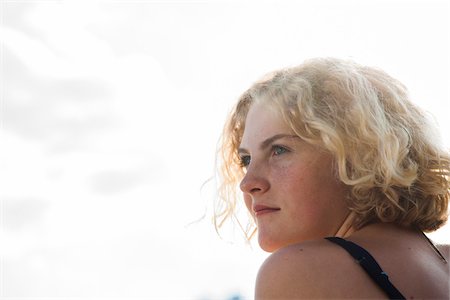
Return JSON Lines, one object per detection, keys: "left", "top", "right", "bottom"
{"left": 272, "top": 145, "right": 288, "bottom": 156}
{"left": 239, "top": 154, "right": 251, "bottom": 167}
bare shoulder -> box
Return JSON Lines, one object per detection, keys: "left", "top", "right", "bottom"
{"left": 255, "top": 239, "right": 386, "bottom": 299}
{"left": 255, "top": 240, "right": 335, "bottom": 299}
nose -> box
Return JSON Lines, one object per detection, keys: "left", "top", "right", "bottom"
{"left": 239, "top": 164, "right": 270, "bottom": 194}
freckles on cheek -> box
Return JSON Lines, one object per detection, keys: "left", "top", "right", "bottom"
{"left": 279, "top": 165, "right": 322, "bottom": 208}
{"left": 276, "top": 163, "right": 309, "bottom": 190}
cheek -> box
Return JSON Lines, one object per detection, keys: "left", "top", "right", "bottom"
{"left": 274, "top": 162, "right": 312, "bottom": 194}
{"left": 276, "top": 163, "right": 333, "bottom": 209}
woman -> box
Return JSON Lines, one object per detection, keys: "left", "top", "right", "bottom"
{"left": 215, "top": 58, "right": 449, "bottom": 299}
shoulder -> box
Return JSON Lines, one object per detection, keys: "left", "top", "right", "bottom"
{"left": 255, "top": 239, "right": 385, "bottom": 299}
{"left": 255, "top": 239, "right": 385, "bottom": 300}
{"left": 255, "top": 240, "right": 330, "bottom": 299}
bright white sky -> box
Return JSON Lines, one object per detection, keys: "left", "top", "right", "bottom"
{"left": 0, "top": 0, "right": 449, "bottom": 299}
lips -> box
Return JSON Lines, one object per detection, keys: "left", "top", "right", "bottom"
{"left": 253, "top": 204, "right": 280, "bottom": 216}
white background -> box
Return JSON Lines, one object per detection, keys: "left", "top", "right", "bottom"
{"left": 0, "top": 0, "right": 449, "bottom": 299}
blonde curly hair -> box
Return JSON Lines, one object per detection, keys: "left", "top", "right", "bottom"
{"left": 215, "top": 57, "right": 449, "bottom": 238}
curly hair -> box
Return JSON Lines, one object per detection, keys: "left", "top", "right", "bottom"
{"left": 215, "top": 57, "right": 449, "bottom": 238}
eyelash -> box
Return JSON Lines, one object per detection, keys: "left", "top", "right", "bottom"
{"left": 238, "top": 145, "right": 289, "bottom": 168}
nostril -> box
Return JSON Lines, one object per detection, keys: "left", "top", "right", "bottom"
{"left": 250, "top": 187, "right": 262, "bottom": 193}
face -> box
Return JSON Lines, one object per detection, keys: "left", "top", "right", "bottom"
{"left": 238, "top": 102, "right": 350, "bottom": 252}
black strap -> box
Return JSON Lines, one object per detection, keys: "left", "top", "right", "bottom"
{"left": 325, "top": 237, "right": 406, "bottom": 300}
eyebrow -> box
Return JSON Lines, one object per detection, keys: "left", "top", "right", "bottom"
{"left": 238, "top": 134, "right": 299, "bottom": 153}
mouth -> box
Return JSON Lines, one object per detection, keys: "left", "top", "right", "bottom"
{"left": 253, "top": 204, "right": 280, "bottom": 217}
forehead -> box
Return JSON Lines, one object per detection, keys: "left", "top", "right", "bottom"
{"left": 240, "top": 102, "right": 293, "bottom": 148}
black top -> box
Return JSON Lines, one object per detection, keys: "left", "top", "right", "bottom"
{"left": 325, "top": 236, "right": 406, "bottom": 300}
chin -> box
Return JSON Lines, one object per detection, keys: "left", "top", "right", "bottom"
{"left": 259, "top": 243, "right": 278, "bottom": 253}
{"left": 258, "top": 236, "right": 283, "bottom": 253}
{"left": 258, "top": 233, "right": 319, "bottom": 253}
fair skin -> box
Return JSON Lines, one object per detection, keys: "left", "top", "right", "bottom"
{"left": 239, "top": 102, "right": 350, "bottom": 252}
{"left": 239, "top": 102, "right": 450, "bottom": 299}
